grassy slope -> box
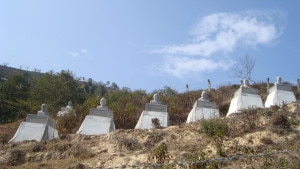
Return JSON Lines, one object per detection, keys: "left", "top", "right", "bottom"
{"left": 0, "top": 102, "right": 300, "bottom": 168}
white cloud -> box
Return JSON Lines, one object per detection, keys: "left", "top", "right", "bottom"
{"left": 155, "top": 10, "right": 284, "bottom": 78}
{"left": 160, "top": 11, "right": 280, "bottom": 57}
{"left": 80, "top": 49, "right": 89, "bottom": 54}
{"left": 69, "top": 48, "right": 91, "bottom": 59}
{"left": 159, "top": 56, "right": 235, "bottom": 78}
{"left": 70, "top": 52, "right": 79, "bottom": 58}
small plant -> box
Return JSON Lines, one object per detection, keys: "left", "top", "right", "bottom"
{"left": 270, "top": 105, "right": 280, "bottom": 112}
{"left": 271, "top": 111, "right": 289, "bottom": 126}
{"left": 144, "top": 131, "right": 165, "bottom": 149}
{"left": 57, "top": 113, "right": 78, "bottom": 134}
{"left": 216, "top": 146, "right": 226, "bottom": 157}
{"left": 9, "top": 149, "right": 26, "bottom": 166}
{"left": 151, "top": 118, "right": 161, "bottom": 129}
{"left": 185, "top": 150, "right": 208, "bottom": 169}
{"left": 71, "top": 143, "right": 92, "bottom": 159}
{"left": 200, "top": 119, "right": 228, "bottom": 158}
{"left": 260, "top": 137, "right": 273, "bottom": 145}
{"left": 185, "top": 150, "right": 219, "bottom": 169}
{"left": 0, "top": 134, "right": 8, "bottom": 149}
{"left": 149, "top": 142, "right": 170, "bottom": 164}
{"left": 31, "top": 142, "right": 46, "bottom": 152}
{"left": 116, "top": 137, "right": 141, "bottom": 151}
{"left": 269, "top": 111, "right": 291, "bottom": 134}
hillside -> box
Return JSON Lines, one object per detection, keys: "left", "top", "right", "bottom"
{"left": 0, "top": 65, "right": 43, "bottom": 80}
{"left": 1, "top": 101, "right": 300, "bottom": 169}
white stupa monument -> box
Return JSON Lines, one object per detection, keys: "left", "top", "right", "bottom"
{"left": 265, "top": 76, "right": 296, "bottom": 107}
{"left": 9, "top": 103, "right": 59, "bottom": 143}
{"left": 76, "top": 97, "right": 115, "bottom": 135}
{"left": 186, "top": 91, "right": 219, "bottom": 123}
{"left": 226, "top": 79, "right": 264, "bottom": 117}
{"left": 57, "top": 101, "right": 76, "bottom": 117}
{"left": 135, "top": 94, "right": 169, "bottom": 129}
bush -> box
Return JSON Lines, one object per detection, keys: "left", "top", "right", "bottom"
{"left": 143, "top": 131, "right": 165, "bottom": 149}
{"left": 151, "top": 118, "right": 161, "bottom": 129}
{"left": 31, "top": 142, "right": 46, "bottom": 152}
{"left": 271, "top": 112, "right": 290, "bottom": 126}
{"left": 116, "top": 137, "right": 141, "bottom": 151}
{"left": 200, "top": 118, "right": 229, "bottom": 138}
{"left": 269, "top": 111, "right": 291, "bottom": 134}
{"left": 57, "top": 113, "right": 79, "bottom": 134}
{"left": 260, "top": 137, "right": 273, "bottom": 145}
{"left": 0, "top": 134, "right": 9, "bottom": 148}
{"left": 149, "top": 142, "right": 170, "bottom": 164}
{"left": 71, "top": 143, "right": 93, "bottom": 159}
{"left": 185, "top": 150, "right": 220, "bottom": 169}
{"left": 9, "top": 149, "right": 26, "bottom": 166}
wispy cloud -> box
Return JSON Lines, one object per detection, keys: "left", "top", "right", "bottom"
{"left": 155, "top": 10, "right": 284, "bottom": 78}
{"left": 69, "top": 48, "right": 92, "bottom": 59}
{"left": 158, "top": 56, "right": 235, "bottom": 78}
{"left": 80, "top": 48, "right": 89, "bottom": 54}
{"left": 70, "top": 52, "right": 79, "bottom": 58}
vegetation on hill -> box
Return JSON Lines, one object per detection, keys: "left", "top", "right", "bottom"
{"left": 1, "top": 65, "right": 300, "bottom": 168}
{"left": 1, "top": 66, "right": 300, "bottom": 130}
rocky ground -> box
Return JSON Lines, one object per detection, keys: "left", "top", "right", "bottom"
{"left": 1, "top": 102, "right": 300, "bottom": 169}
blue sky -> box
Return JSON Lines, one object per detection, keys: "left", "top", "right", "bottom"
{"left": 1, "top": 0, "right": 300, "bottom": 92}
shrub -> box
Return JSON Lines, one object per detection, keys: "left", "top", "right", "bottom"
{"left": 225, "top": 108, "right": 261, "bottom": 137}
{"left": 9, "top": 149, "right": 26, "bottom": 166}
{"left": 151, "top": 118, "right": 161, "bottom": 129}
{"left": 269, "top": 111, "right": 291, "bottom": 134}
{"left": 31, "top": 142, "right": 46, "bottom": 152}
{"left": 0, "top": 134, "right": 9, "bottom": 148}
{"left": 71, "top": 143, "right": 93, "bottom": 159}
{"left": 200, "top": 118, "right": 229, "bottom": 138}
{"left": 185, "top": 150, "right": 220, "bottom": 169}
{"left": 143, "top": 131, "right": 165, "bottom": 149}
{"left": 271, "top": 112, "right": 289, "bottom": 126}
{"left": 57, "top": 113, "right": 79, "bottom": 134}
{"left": 149, "top": 142, "right": 170, "bottom": 164}
{"left": 116, "top": 137, "right": 141, "bottom": 151}
{"left": 260, "top": 137, "right": 273, "bottom": 145}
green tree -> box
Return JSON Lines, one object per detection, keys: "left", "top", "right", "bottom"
{"left": 0, "top": 74, "right": 31, "bottom": 123}
{"left": 30, "top": 70, "right": 79, "bottom": 115}
{"left": 106, "top": 89, "right": 147, "bottom": 129}
{"left": 111, "top": 82, "right": 119, "bottom": 90}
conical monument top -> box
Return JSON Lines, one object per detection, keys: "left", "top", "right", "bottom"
{"left": 37, "top": 103, "right": 49, "bottom": 116}
{"left": 198, "top": 91, "right": 209, "bottom": 102}
{"left": 97, "top": 97, "right": 108, "bottom": 110}
{"left": 150, "top": 93, "right": 161, "bottom": 104}
{"left": 275, "top": 76, "right": 282, "bottom": 85}
{"left": 242, "top": 79, "right": 250, "bottom": 88}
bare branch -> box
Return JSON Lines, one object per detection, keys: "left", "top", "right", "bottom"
{"left": 230, "top": 55, "right": 256, "bottom": 83}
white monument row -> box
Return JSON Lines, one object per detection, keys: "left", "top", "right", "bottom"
{"left": 8, "top": 76, "right": 298, "bottom": 143}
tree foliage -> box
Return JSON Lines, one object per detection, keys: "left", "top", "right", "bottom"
{"left": 0, "top": 73, "right": 31, "bottom": 123}
{"left": 30, "top": 70, "right": 79, "bottom": 114}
